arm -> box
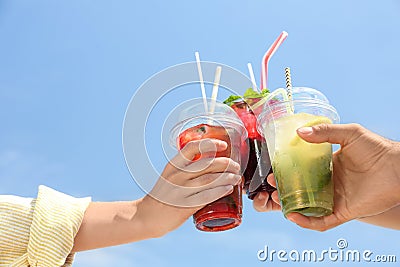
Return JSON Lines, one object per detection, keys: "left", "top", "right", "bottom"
{"left": 73, "top": 139, "right": 241, "bottom": 251}
{"left": 72, "top": 199, "right": 147, "bottom": 252}
{"left": 357, "top": 205, "right": 400, "bottom": 230}
{"left": 356, "top": 141, "right": 400, "bottom": 229}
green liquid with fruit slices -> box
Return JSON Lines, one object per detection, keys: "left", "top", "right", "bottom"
{"left": 264, "top": 112, "right": 334, "bottom": 217}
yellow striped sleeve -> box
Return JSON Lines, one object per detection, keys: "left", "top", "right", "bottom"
{"left": 0, "top": 195, "right": 35, "bottom": 266}
{"left": 27, "top": 186, "right": 91, "bottom": 267}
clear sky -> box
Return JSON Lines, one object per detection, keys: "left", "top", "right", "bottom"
{"left": 1, "top": 0, "right": 400, "bottom": 266}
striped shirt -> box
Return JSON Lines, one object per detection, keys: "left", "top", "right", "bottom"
{"left": 0, "top": 186, "right": 91, "bottom": 266}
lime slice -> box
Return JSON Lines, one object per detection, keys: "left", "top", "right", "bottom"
{"left": 290, "top": 116, "right": 332, "bottom": 146}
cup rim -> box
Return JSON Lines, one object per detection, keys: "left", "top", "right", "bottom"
{"left": 169, "top": 114, "right": 248, "bottom": 149}
{"left": 256, "top": 99, "right": 340, "bottom": 138}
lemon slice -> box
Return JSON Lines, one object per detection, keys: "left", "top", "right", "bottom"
{"left": 290, "top": 116, "right": 332, "bottom": 146}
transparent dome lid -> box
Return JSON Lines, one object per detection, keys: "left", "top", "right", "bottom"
{"left": 168, "top": 98, "right": 248, "bottom": 148}
{"left": 177, "top": 99, "right": 242, "bottom": 123}
{"left": 266, "top": 87, "right": 330, "bottom": 104}
{"left": 257, "top": 87, "right": 340, "bottom": 138}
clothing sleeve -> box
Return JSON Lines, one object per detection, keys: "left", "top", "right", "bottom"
{"left": 0, "top": 186, "right": 91, "bottom": 267}
{"left": 27, "top": 185, "right": 91, "bottom": 266}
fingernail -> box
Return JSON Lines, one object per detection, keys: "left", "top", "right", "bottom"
{"left": 297, "top": 127, "right": 313, "bottom": 135}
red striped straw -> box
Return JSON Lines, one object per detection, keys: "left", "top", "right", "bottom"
{"left": 260, "top": 31, "right": 288, "bottom": 90}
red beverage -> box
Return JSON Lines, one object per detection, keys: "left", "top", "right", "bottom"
{"left": 178, "top": 124, "right": 243, "bottom": 232}
{"left": 230, "top": 99, "right": 275, "bottom": 199}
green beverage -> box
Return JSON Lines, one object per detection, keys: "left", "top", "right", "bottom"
{"left": 258, "top": 87, "right": 339, "bottom": 217}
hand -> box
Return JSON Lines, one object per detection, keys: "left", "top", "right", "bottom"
{"left": 72, "top": 139, "right": 241, "bottom": 251}
{"left": 136, "top": 138, "right": 242, "bottom": 237}
{"left": 252, "top": 176, "right": 281, "bottom": 212}
{"left": 284, "top": 123, "right": 400, "bottom": 231}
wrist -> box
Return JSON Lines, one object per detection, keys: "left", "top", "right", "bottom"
{"left": 389, "top": 141, "right": 400, "bottom": 202}
{"left": 135, "top": 196, "right": 169, "bottom": 239}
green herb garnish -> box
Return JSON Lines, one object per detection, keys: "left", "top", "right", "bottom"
{"left": 223, "top": 88, "right": 270, "bottom": 106}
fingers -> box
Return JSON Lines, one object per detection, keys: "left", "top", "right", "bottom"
{"left": 266, "top": 173, "right": 276, "bottom": 188}
{"left": 253, "top": 174, "right": 280, "bottom": 212}
{"left": 270, "top": 190, "right": 280, "bottom": 205}
{"left": 149, "top": 173, "right": 239, "bottom": 208}
{"left": 253, "top": 191, "right": 281, "bottom": 212}
{"left": 253, "top": 192, "right": 269, "bottom": 212}
{"left": 286, "top": 212, "right": 344, "bottom": 232}
{"left": 186, "top": 185, "right": 235, "bottom": 207}
{"left": 297, "top": 123, "right": 366, "bottom": 146}
{"left": 165, "top": 157, "right": 240, "bottom": 185}
{"left": 185, "top": 157, "right": 240, "bottom": 176}
{"left": 187, "top": 173, "right": 242, "bottom": 188}
{"left": 172, "top": 139, "right": 228, "bottom": 168}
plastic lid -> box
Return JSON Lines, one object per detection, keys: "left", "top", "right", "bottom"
{"left": 266, "top": 87, "right": 330, "bottom": 104}
{"left": 169, "top": 99, "right": 248, "bottom": 148}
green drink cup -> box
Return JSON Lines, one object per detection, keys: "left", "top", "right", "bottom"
{"left": 257, "top": 87, "right": 339, "bottom": 217}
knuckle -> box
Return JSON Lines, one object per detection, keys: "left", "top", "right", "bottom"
{"left": 313, "top": 123, "right": 330, "bottom": 133}
{"left": 197, "top": 191, "right": 211, "bottom": 204}
{"left": 349, "top": 123, "right": 364, "bottom": 134}
{"left": 184, "top": 140, "right": 199, "bottom": 152}
{"left": 223, "top": 173, "right": 237, "bottom": 184}
{"left": 201, "top": 173, "right": 217, "bottom": 184}
{"left": 255, "top": 204, "right": 269, "bottom": 212}
{"left": 253, "top": 205, "right": 264, "bottom": 212}
{"left": 217, "top": 157, "right": 231, "bottom": 168}
{"left": 348, "top": 123, "right": 366, "bottom": 141}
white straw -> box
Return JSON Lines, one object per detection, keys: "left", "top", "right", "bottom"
{"left": 247, "top": 63, "right": 259, "bottom": 92}
{"left": 209, "top": 66, "right": 222, "bottom": 114}
{"left": 195, "top": 52, "right": 208, "bottom": 112}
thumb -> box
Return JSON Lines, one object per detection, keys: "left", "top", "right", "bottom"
{"left": 296, "top": 123, "right": 365, "bottom": 146}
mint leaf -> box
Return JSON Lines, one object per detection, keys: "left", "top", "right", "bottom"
{"left": 223, "top": 95, "right": 242, "bottom": 106}
{"left": 243, "top": 88, "right": 259, "bottom": 98}
{"left": 223, "top": 88, "right": 270, "bottom": 106}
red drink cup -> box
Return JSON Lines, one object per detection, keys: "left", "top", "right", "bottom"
{"left": 170, "top": 101, "right": 247, "bottom": 232}
{"left": 230, "top": 98, "right": 275, "bottom": 199}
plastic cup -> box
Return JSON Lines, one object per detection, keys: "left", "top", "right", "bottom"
{"left": 230, "top": 98, "right": 275, "bottom": 200}
{"left": 257, "top": 87, "right": 339, "bottom": 217}
{"left": 170, "top": 100, "right": 247, "bottom": 232}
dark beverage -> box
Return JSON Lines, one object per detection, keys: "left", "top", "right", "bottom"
{"left": 230, "top": 99, "right": 275, "bottom": 199}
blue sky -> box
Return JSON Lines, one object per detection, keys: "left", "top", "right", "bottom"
{"left": 1, "top": 0, "right": 399, "bottom": 266}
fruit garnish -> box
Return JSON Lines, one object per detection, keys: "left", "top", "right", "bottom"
{"left": 289, "top": 116, "right": 333, "bottom": 146}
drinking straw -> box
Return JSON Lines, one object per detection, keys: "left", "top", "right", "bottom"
{"left": 247, "top": 63, "right": 259, "bottom": 92}
{"left": 261, "top": 31, "right": 288, "bottom": 90}
{"left": 284, "top": 67, "right": 294, "bottom": 112}
{"left": 195, "top": 51, "right": 208, "bottom": 112}
{"left": 285, "top": 67, "right": 314, "bottom": 205}
{"left": 285, "top": 67, "right": 292, "bottom": 98}
{"left": 209, "top": 66, "right": 222, "bottom": 114}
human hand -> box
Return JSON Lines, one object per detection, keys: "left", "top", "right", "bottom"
{"left": 252, "top": 176, "right": 281, "bottom": 212}
{"left": 284, "top": 123, "right": 400, "bottom": 231}
{"left": 136, "top": 138, "right": 242, "bottom": 237}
